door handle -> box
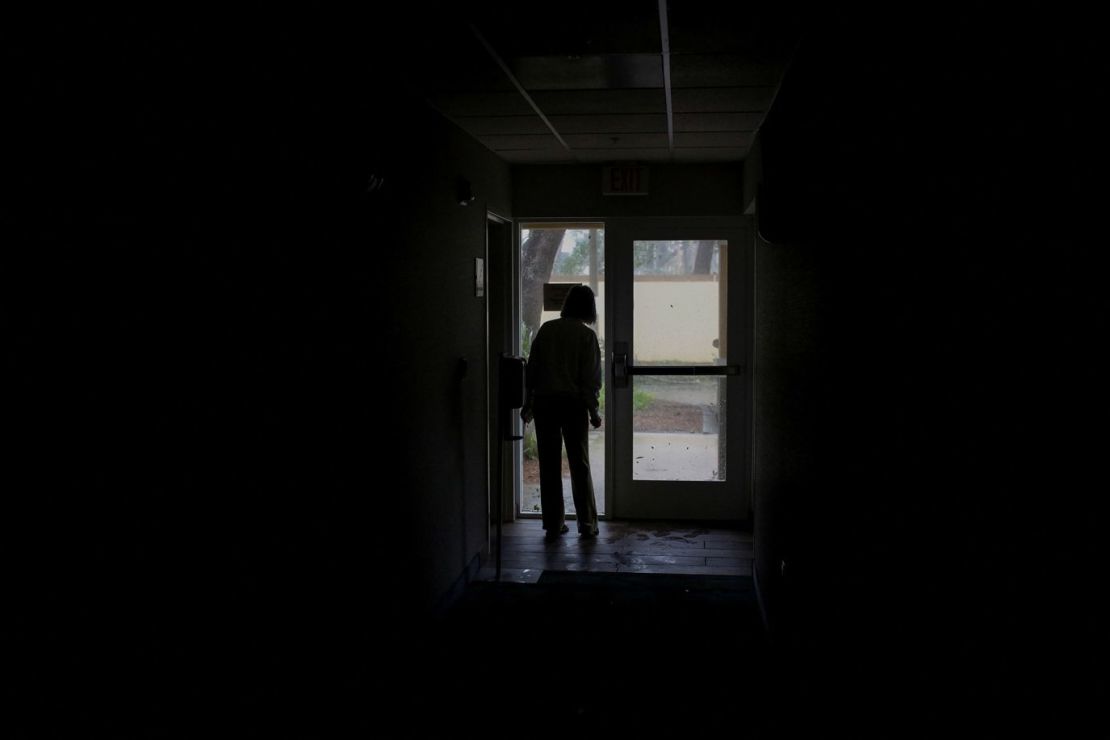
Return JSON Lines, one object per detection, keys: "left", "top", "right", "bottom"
{"left": 612, "top": 342, "right": 630, "bottom": 389}
{"left": 613, "top": 352, "right": 629, "bottom": 387}
{"left": 625, "top": 364, "right": 742, "bottom": 376}
{"left": 612, "top": 347, "right": 740, "bottom": 386}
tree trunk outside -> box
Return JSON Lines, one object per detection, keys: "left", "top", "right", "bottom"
{"left": 521, "top": 229, "right": 565, "bottom": 347}
{"left": 693, "top": 240, "right": 715, "bottom": 274}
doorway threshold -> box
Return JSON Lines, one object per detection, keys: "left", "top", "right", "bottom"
{"left": 479, "top": 519, "right": 751, "bottom": 583}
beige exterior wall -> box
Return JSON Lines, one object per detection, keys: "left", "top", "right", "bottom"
{"left": 633, "top": 280, "right": 720, "bottom": 363}
{"left": 540, "top": 278, "right": 720, "bottom": 363}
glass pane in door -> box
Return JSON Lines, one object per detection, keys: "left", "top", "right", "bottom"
{"left": 632, "top": 375, "right": 724, "bottom": 481}
{"left": 632, "top": 240, "right": 726, "bottom": 481}
{"left": 520, "top": 224, "right": 606, "bottom": 515}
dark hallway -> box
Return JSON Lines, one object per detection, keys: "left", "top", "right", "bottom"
{"left": 6, "top": 3, "right": 1104, "bottom": 737}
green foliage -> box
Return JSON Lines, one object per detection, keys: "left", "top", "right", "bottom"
{"left": 556, "top": 233, "right": 591, "bottom": 275}
{"left": 551, "top": 230, "right": 605, "bottom": 278}
{"left": 523, "top": 427, "right": 537, "bottom": 460}
{"left": 521, "top": 320, "right": 533, "bottom": 357}
{"left": 595, "top": 384, "right": 652, "bottom": 411}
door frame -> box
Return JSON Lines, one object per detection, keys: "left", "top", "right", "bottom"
{"left": 513, "top": 219, "right": 612, "bottom": 520}
{"left": 511, "top": 215, "right": 754, "bottom": 523}
{"left": 486, "top": 210, "right": 516, "bottom": 545}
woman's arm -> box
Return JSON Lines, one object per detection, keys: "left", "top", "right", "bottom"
{"left": 583, "top": 333, "right": 602, "bottom": 427}
{"left": 521, "top": 332, "right": 540, "bottom": 423}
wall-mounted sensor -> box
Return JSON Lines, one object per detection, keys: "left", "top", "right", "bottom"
{"left": 457, "top": 177, "right": 476, "bottom": 205}
{"left": 366, "top": 173, "right": 386, "bottom": 194}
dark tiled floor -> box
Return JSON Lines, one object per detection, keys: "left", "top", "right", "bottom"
{"left": 408, "top": 566, "right": 775, "bottom": 736}
{"left": 480, "top": 519, "right": 753, "bottom": 582}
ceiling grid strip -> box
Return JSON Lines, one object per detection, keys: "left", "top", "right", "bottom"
{"left": 469, "top": 23, "right": 574, "bottom": 157}
{"left": 658, "top": 0, "right": 675, "bottom": 154}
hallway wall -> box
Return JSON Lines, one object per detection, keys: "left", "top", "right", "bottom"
{"left": 8, "top": 10, "right": 510, "bottom": 733}
{"left": 746, "top": 7, "right": 1102, "bottom": 732}
{"left": 381, "top": 100, "right": 513, "bottom": 615}
{"left": 749, "top": 201, "right": 821, "bottom": 635}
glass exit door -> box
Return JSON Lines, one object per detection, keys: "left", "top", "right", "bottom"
{"left": 607, "top": 219, "right": 752, "bottom": 521}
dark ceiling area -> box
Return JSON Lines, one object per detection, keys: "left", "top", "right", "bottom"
{"left": 398, "top": 1, "right": 807, "bottom": 164}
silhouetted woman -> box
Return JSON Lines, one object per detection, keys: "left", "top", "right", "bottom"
{"left": 521, "top": 284, "right": 602, "bottom": 539}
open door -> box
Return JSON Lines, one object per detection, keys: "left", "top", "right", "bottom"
{"left": 517, "top": 222, "right": 607, "bottom": 521}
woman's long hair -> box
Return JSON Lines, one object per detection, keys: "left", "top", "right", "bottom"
{"left": 560, "top": 284, "right": 598, "bottom": 325}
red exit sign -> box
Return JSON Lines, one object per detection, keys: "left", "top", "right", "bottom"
{"left": 602, "top": 166, "right": 649, "bottom": 196}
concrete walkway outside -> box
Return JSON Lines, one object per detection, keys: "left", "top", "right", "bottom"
{"left": 521, "top": 431, "right": 720, "bottom": 515}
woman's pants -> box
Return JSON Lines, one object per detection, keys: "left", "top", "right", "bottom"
{"left": 533, "top": 396, "right": 599, "bottom": 534}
